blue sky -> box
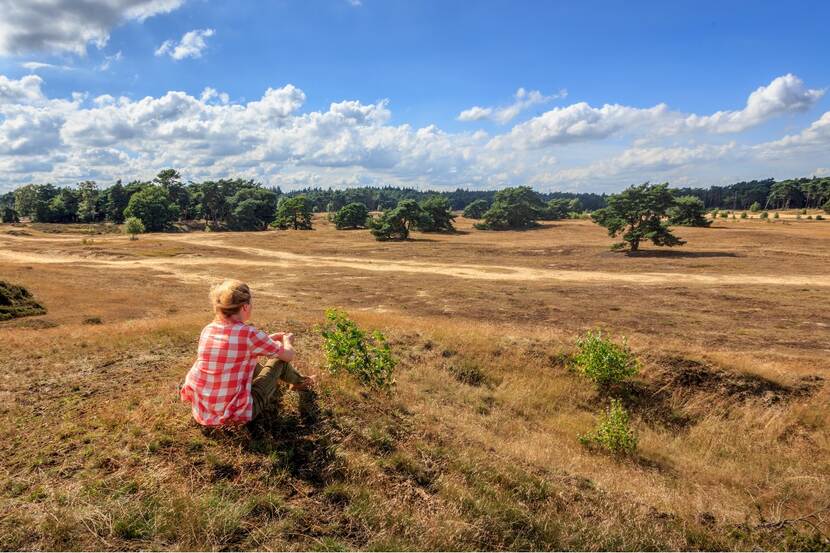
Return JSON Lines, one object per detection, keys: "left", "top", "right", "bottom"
{"left": 0, "top": 0, "right": 829, "bottom": 192}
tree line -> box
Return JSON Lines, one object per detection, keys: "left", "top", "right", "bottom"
{"left": 673, "top": 177, "right": 830, "bottom": 211}
{"left": 2, "top": 170, "right": 828, "bottom": 238}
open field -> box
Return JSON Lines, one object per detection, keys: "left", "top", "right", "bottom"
{"left": 1, "top": 215, "right": 829, "bottom": 550}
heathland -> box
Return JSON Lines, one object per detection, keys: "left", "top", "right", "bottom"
{"left": 0, "top": 214, "right": 828, "bottom": 550}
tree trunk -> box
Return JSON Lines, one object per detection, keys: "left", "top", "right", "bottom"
{"left": 630, "top": 239, "right": 639, "bottom": 252}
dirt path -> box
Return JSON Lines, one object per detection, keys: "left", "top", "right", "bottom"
{"left": 3, "top": 233, "right": 830, "bottom": 288}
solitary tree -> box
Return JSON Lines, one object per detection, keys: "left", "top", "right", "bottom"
{"left": 591, "top": 183, "right": 685, "bottom": 252}
{"left": 273, "top": 195, "right": 313, "bottom": 230}
{"left": 334, "top": 202, "right": 370, "bottom": 229}
{"left": 668, "top": 195, "right": 711, "bottom": 227}
{"left": 416, "top": 196, "right": 455, "bottom": 232}
{"left": 477, "top": 186, "right": 545, "bottom": 230}
{"left": 749, "top": 201, "right": 761, "bottom": 212}
{"left": 462, "top": 199, "right": 489, "bottom": 219}
{"left": 124, "top": 216, "right": 145, "bottom": 240}
{"left": 370, "top": 199, "right": 422, "bottom": 240}
{"left": 123, "top": 186, "right": 179, "bottom": 232}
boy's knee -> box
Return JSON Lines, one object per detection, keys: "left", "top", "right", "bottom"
{"left": 264, "top": 358, "right": 286, "bottom": 370}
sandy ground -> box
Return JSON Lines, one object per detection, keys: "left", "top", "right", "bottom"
{"left": 3, "top": 230, "right": 830, "bottom": 288}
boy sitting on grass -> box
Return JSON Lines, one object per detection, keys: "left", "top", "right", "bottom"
{"left": 180, "top": 279, "right": 315, "bottom": 427}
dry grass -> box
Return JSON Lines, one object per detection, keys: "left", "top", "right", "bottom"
{"left": 0, "top": 215, "right": 828, "bottom": 550}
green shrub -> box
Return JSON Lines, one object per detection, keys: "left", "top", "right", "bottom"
{"left": 773, "top": 212, "right": 779, "bottom": 219}
{"left": 320, "top": 309, "right": 396, "bottom": 389}
{"left": 759, "top": 211, "right": 768, "bottom": 219}
{"left": 579, "top": 399, "right": 638, "bottom": 455}
{"left": 740, "top": 212, "right": 748, "bottom": 219}
{"left": 749, "top": 201, "right": 761, "bottom": 212}
{"left": 807, "top": 215, "right": 813, "bottom": 220}
{"left": 124, "top": 216, "right": 145, "bottom": 239}
{"left": 719, "top": 211, "right": 729, "bottom": 219}
{"left": 801, "top": 208, "right": 808, "bottom": 214}
{"left": 817, "top": 215, "right": 825, "bottom": 221}
{"left": 573, "top": 330, "right": 639, "bottom": 387}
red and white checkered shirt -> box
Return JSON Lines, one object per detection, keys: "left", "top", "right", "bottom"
{"left": 180, "top": 320, "right": 284, "bottom": 426}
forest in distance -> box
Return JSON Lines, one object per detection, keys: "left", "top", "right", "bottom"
{"left": 2, "top": 170, "right": 829, "bottom": 232}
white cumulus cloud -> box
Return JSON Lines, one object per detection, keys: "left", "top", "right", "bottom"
{"left": 156, "top": 28, "right": 215, "bottom": 60}
{"left": 492, "top": 102, "right": 671, "bottom": 149}
{"left": 458, "top": 87, "right": 568, "bottom": 124}
{"left": 0, "top": 73, "right": 827, "bottom": 193}
{"left": 680, "top": 74, "right": 824, "bottom": 133}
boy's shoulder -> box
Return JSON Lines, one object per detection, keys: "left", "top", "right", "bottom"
{"left": 201, "top": 320, "right": 246, "bottom": 335}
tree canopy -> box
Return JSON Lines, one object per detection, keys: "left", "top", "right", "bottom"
{"left": 370, "top": 199, "right": 422, "bottom": 241}
{"left": 416, "top": 196, "right": 455, "bottom": 232}
{"left": 462, "top": 198, "right": 489, "bottom": 219}
{"left": 273, "top": 195, "right": 313, "bottom": 230}
{"left": 334, "top": 202, "right": 370, "bottom": 229}
{"left": 592, "top": 183, "right": 685, "bottom": 252}
{"left": 123, "top": 186, "right": 179, "bottom": 232}
{"left": 667, "top": 195, "right": 711, "bottom": 227}
{"left": 476, "top": 186, "right": 545, "bottom": 230}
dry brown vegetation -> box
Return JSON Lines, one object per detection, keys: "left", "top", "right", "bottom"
{"left": 1, "top": 214, "right": 828, "bottom": 550}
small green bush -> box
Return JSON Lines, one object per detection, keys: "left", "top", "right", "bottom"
{"left": 124, "top": 216, "right": 145, "bottom": 240}
{"left": 749, "top": 201, "right": 761, "bottom": 212}
{"left": 320, "top": 308, "right": 396, "bottom": 389}
{"left": 807, "top": 215, "right": 813, "bottom": 220}
{"left": 759, "top": 211, "right": 768, "bottom": 219}
{"left": 573, "top": 330, "right": 639, "bottom": 387}
{"left": 740, "top": 212, "right": 748, "bottom": 219}
{"left": 580, "top": 399, "right": 638, "bottom": 455}
{"left": 816, "top": 215, "right": 825, "bottom": 221}
{"left": 773, "top": 212, "right": 779, "bottom": 219}
{"left": 719, "top": 211, "right": 728, "bottom": 219}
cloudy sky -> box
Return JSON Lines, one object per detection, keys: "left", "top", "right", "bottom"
{"left": 0, "top": 0, "right": 828, "bottom": 193}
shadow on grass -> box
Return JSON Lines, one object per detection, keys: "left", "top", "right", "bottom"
{"left": 621, "top": 250, "right": 739, "bottom": 258}
{"left": 248, "top": 389, "right": 343, "bottom": 485}
{"left": 197, "top": 387, "right": 343, "bottom": 485}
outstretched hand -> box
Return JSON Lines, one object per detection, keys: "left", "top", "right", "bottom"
{"left": 270, "top": 331, "right": 294, "bottom": 346}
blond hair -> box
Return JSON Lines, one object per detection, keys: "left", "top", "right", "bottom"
{"left": 209, "top": 279, "right": 251, "bottom": 318}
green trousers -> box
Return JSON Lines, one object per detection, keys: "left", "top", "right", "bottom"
{"left": 250, "top": 358, "right": 303, "bottom": 420}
